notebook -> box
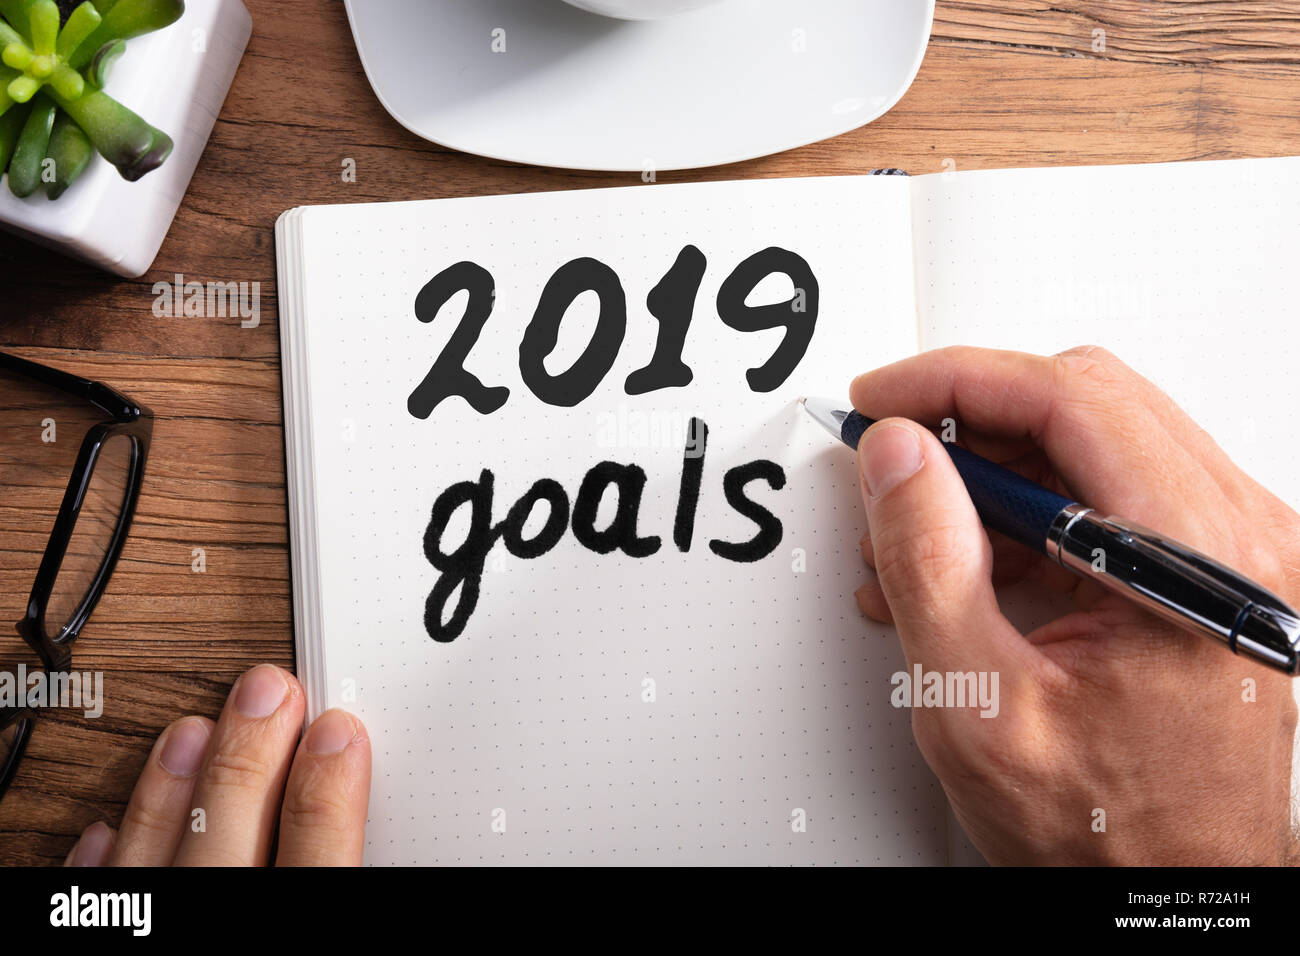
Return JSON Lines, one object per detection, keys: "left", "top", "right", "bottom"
{"left": 275, "top": 156, "right": 1300, "bottom": 866}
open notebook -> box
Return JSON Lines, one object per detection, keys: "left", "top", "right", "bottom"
{"left": 275, "top": 156, "right": 1300, "bottom": 865}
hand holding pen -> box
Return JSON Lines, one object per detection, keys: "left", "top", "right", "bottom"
{"left": 832, "top": 345, "right": 1299, "bottom": 866}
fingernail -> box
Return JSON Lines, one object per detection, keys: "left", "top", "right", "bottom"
{"left": 69, "top": 822, "right": 114, "bottom": 867}
{"left": 304, "top": 709, "right": 357, "bottom": 755}
{"left": 159, "top": 718, "right": 210, "bottom": 777}
{"left": 859, "top": 423, "right": 923, "bottom": 498}
{"left": 234, "top": 665, "right": 289, "bottom": 719}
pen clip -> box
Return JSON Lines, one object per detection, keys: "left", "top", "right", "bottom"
{"left": 1110, "top": 516, "right": 1279, "bottom": 604}
{"left": 1099, "top": 515, "right": 1300, "bottom": 673}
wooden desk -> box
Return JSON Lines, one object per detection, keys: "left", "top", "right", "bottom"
{"left": 2, "top": 0, "right": 1297, "bottom": 865}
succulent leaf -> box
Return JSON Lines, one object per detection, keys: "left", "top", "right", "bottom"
{"left": 0, "top": 0, "right": 98, "bottom": 105}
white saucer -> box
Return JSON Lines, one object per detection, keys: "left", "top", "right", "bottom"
{"left": 344, "top": 0, "right": 934, "bottom": 172}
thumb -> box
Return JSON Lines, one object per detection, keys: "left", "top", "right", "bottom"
{"left": 858, "top": 418, "right": 1022, "bottom": 672}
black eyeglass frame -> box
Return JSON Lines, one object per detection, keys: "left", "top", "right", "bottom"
{"left": 0, "top": 352, "right": 152, "bottom": 798}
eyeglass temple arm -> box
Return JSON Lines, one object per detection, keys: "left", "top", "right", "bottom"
{"left": 1, "top": 352, "right": 144, "bottom": 420}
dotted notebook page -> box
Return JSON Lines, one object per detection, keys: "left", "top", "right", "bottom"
{"left": 288, "top": 176, "right": 949, "bottom": 865}
{"left": 910, "top": 156, "right": 1300, "bottom": 513}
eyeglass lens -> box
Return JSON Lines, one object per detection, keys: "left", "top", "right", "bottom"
{"left": 0, "top": 367, "right": 134, "bottom": 640}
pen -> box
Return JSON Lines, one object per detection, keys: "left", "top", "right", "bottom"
{"left": 800, "top": 397, "right": 1300, "bottom": 675}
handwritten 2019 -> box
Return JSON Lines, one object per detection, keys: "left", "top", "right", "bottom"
{"left": 412, "top": 246, "right": 818, "bottom": 642}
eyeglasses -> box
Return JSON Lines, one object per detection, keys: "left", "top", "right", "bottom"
{"left": 0, "top": 353, "right": 151, "bottom": 801}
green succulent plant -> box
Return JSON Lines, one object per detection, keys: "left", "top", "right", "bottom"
{"left": 0, "top": 0, "right": 183, "bottom": 199}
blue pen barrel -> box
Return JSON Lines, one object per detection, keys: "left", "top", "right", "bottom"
{"left": 842, "top": 411, "right": 1072, "bottom": 554}
{"left": 942, "top": 442, "right": 1072, "bottom": 553}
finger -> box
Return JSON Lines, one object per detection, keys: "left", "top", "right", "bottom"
{"left": 939, "top": 428, "right": 1038, "bottom": 466}
{"left": 172, "top": 664, "right": 305, "bottom": 866}
{"left": 850, "top": 347, "right": 1062, "bottom": 444}
{"left": 863, "top": 506, "right": 1078, "bottom": 594}
{"left": 110, "top": 717, "right": 214, "bottom": 866}
{"left": 850, "top": 346, "right": 1246, "bottom": 551}
{"left": 983, "top": 529, "right": 1081, "bottom": 593}
{"left": 275, "top": 709, "right": 371, "bottom": 866}
{"left": 857, "top": 418, "right": 1032, "bottom": 674}
{"left": 65, "top": 821, "right": 116, "bottom": 867}
{"left": 1048, "top": 346, "right": 1256, "bottom": 510}
{"left": 854, "top": 570, "right": 893, "bottom": 624}
{"left": 849, "top": 345, "right": 1174, "bottom": 452}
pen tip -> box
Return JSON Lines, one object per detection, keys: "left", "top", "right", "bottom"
{"left": 797, "top": 396, "right": 807, "bottom": 407}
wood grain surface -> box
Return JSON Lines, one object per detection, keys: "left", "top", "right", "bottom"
{"left": 2, "top": 0, "right": 1299, "bottom": 865}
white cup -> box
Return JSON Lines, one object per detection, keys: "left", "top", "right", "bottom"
{"left": 560, "top": 0, "right": 724, "bottom": 19}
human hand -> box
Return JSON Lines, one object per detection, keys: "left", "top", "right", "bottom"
{"left": 64, "top": 664, "right": 370, "bottom": 866}
{"left": 851, "top": 345, "right": 1299, "bottom": 865}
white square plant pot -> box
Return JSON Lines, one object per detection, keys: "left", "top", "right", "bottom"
{"left": 0, "top": 0, "right": 251, "bottom": 277}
